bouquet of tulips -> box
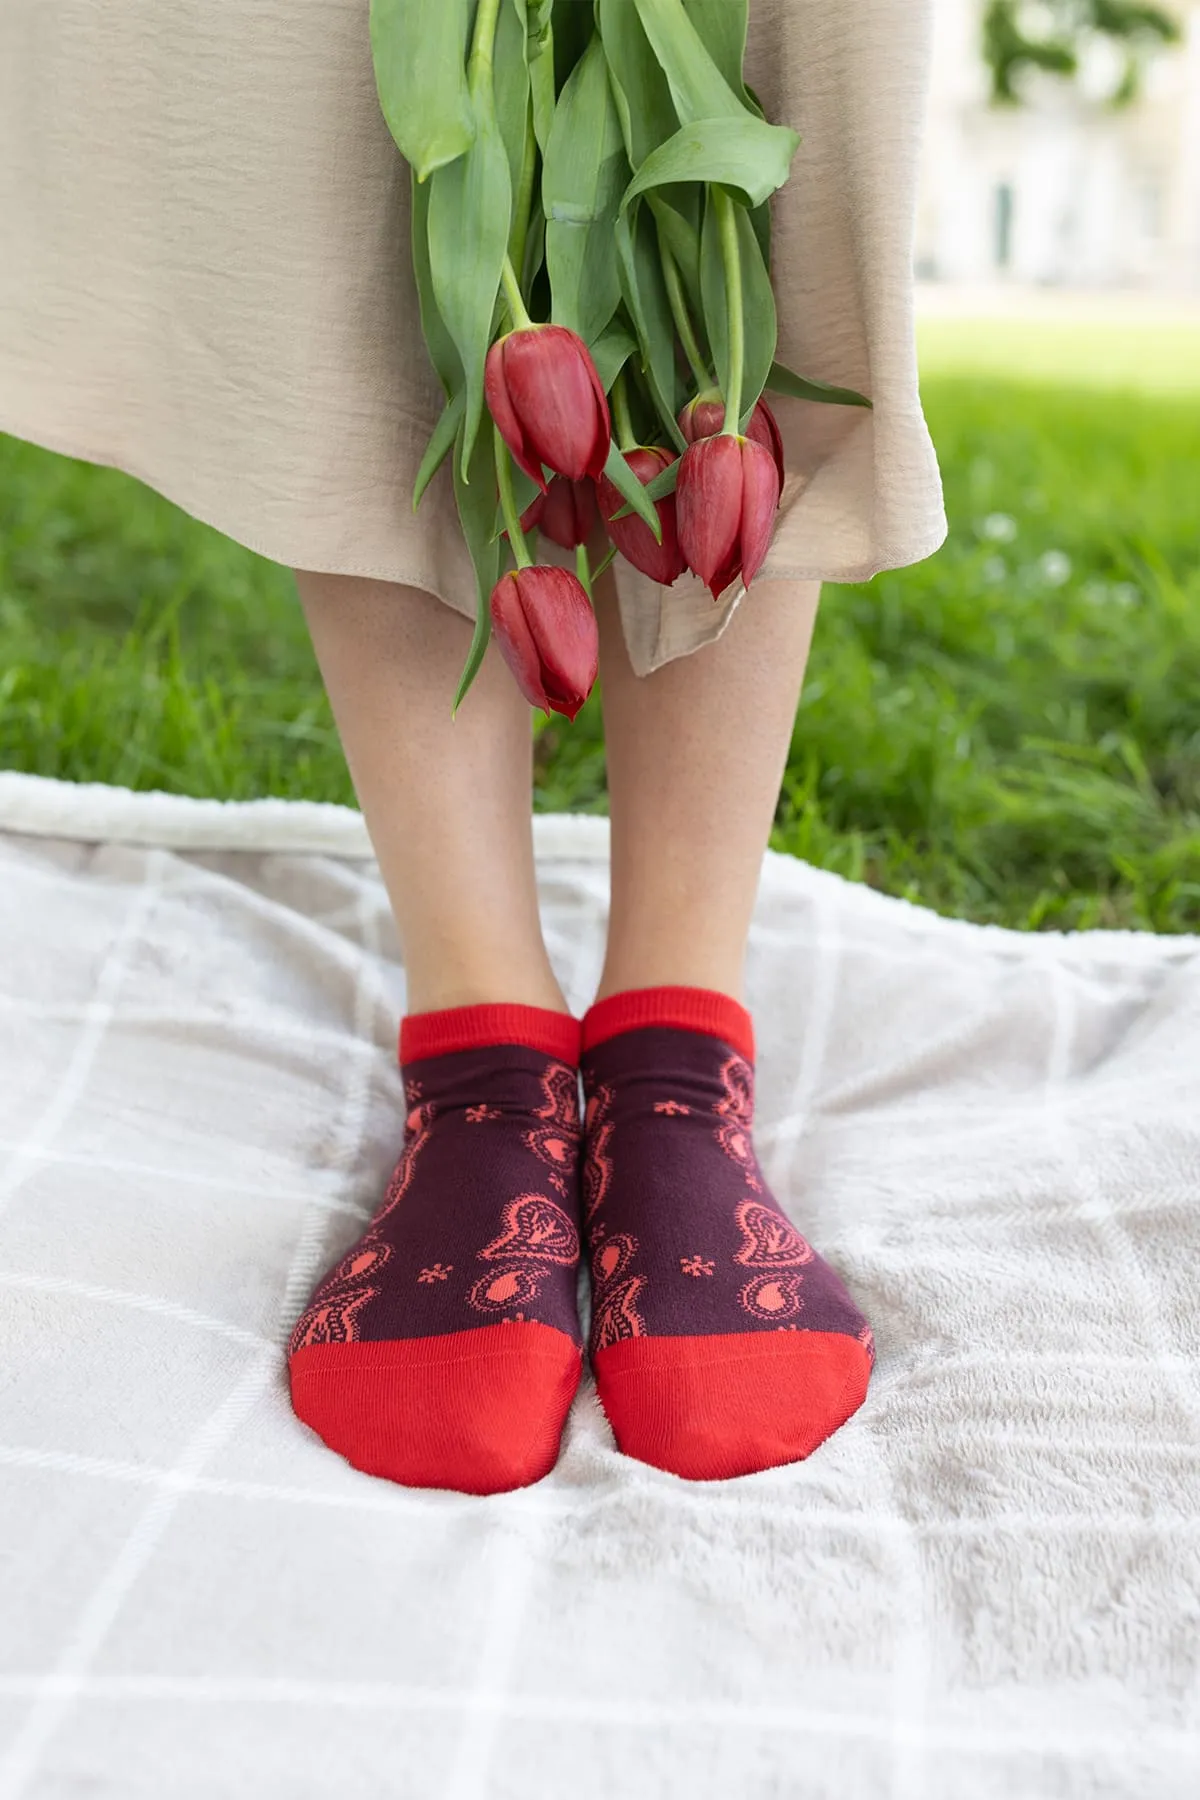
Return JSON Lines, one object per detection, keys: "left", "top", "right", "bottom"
{"left": 371, "top": 0, "right": 868, "bottom": 715}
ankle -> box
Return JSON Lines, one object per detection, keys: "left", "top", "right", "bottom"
{"left": 593, "top": 965, "right": 746, "bottom": 1009}
{"left": 403, "top": 962, "right": 571, "bottom": 1019}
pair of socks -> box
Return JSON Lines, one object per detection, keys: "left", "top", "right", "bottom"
{"left": 288, "top": 988, "right": 873, "bottom": 1494}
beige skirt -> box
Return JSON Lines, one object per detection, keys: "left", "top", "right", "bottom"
{"left": 0, "top": 1, "right": 946, "bottom": 675}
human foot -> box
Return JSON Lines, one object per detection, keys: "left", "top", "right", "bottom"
{"left": 581, "top": 987, "right": 873, "bottom": 1480}
{"left": 288, "top": 1003, "right": 583, "bottom": 1495}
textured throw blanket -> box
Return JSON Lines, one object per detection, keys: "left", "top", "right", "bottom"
{"left": 0, "top": 772, "right": 1196, "bottom": 1800}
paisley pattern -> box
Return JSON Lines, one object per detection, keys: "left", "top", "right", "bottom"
{"left": 733, "top": 1200, "right": 815, "bottom": 1269}
{"left": 739, "top": 1272, "right": 805, "bottom": 1323}
{"left": 591, "top": 1230, "right": 638, "bottom": 1288}
{"left": 478, "top": 1194, "right": 580, "bottom": 1265}
{"left": 524, "top": 1059, "right": 581, "bottom": 1195}
{"left": 592, "top": 1274, "right": 648, "bottom": 1349}
{"left": 582, "top": 1081, "right": 616, "bottom": 1222}
{"left": 468, "top": 1266, "right": 546, "bottom": 1312}
{"left": 713, "top": 1054, "right": 761, "bottom": 1192}
{"left": 288, "top": 1099, "right": 436, "bottom": 1352}
{"left": 288, "top": 1244, "right": 393, "bottom": 1353}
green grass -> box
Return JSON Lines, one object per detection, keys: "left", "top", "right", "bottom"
{"left": 2, "top": 359, "right": 1199, "bottom": 933}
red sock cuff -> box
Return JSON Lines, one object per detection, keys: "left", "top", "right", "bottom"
{"left": 581, "top": 987, "right": 755, "bottom": 1062}
{"left": 400, "top": 1004, "right": 582, "bottom": 1067}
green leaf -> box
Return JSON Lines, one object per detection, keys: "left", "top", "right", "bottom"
{"left": 413, "top": 391, "right": 465, "bottom": 511}
{"left": 701, "top": 188, "right": 776, "bottom": 421}
{"left": 528, "top": 2, "right": 557, "bottom": 153}
{"left": 543, "top": 34, "right": 628, "bottom": 344}
{"left": 370, "top": 0, "right": 476, "bottom": 181}
{"left": 452, "top": 419, "right": 504, "bottom": 713}
{"left": 410, "top": 172, "right": 463, "bottom": 397}
{"left": 597, "top": 0, "right": 678, "bottom": 167}
{"left": 494, "top": 0, "right": 532, "bottom": 196}
{"left": 650, "top": 194, "right": 703, "bottom": 304}
{"left": 427, "top": 85, "right": 513, "bottom": 477}
{"left": 681, "top": 0, "right": 758, "bottom": 113}
{"left": 766, "top": 361, "right": 873, "bottom": 409}
{"left": 590, "top": 319, "right": 637, "bottom": 391}
{"left": 631, "top": 0, "right": 746, "bottom": 121}
{"left": 615, "top": 206, "right": 687, "bottom": 449}
{"left": 622, "top": 116, "right": 799, "bottom": 213}
{"left": 601, "top": 441, "right": 663, "bottom": 542}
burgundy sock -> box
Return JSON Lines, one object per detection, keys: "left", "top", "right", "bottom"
{"left": 581, "top": 987, "right": 873, "bottom": 1480}
{"left": 288, "top": 1003, "right": 583, "bottom": 1495}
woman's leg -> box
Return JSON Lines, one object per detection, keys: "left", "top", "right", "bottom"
{"left": 289, "top": 574, "right": 583, "bottom": 1497}
{"left": 580, "top": 576, "right": 873, "bottom": 1483}
{"left": 595, "top": 575, "right": 820, "bottom": 1002}
{"left": 296, "top": 571, "right": 567, "bottom": 1016}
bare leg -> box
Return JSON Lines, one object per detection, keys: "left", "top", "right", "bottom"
{"left": 296, "top": 572, "right": 566, "bottom": 1016}
{"left": 594, "top": 575, "right": 821, "bottom": 1001}
{"left": 580, "top": 578, "right": 872, "bottom": 1484}
{"left": 291, "top": 573, "right": 584, "bottom": 1497}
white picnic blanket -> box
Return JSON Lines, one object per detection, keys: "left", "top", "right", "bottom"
{"left": 0, "top": 771, "right": 1196, "bottom": 1800}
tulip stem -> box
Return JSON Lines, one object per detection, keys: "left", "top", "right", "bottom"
{"left": 661, "top": 246, "right": 711, "bottom": 393}
{"left": 714, "top": 187, "right": 745, "bottom": 436}
{"left": 611, "top": 371, "right": 637, "bottom": 454}
{"left": 494, "top": 425, "right": 534, "bottom": 569}
{"left": 575, "top": 542, "right": 593, "bottom": 601}
{"left": 500, "top": 255, "right": 534, "bottom": 333}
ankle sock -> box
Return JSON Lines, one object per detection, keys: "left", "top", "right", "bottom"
{"left": 581, "top": 986, "right": 873, "bottom": 1481}
{"left": 288, "top": 1003, "right": 584, "bottom": 1495}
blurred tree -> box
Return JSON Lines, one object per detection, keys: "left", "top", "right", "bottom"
{"left": 983, "top": 1, "right": 1181, "bottom": 105}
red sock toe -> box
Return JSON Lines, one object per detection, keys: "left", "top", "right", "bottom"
{"left": 288, "top": 1004, "right": 584, "bottom": 1496}
{"left": 582, "top": 987, "right": 873, "bottom": 1481}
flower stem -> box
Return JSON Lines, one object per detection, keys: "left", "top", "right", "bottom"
{"left": 713, "top": 187, "right": 745, "bottom": 435}
{"left": 661, "top": 246, "right": 711, "bottom": 392}
{"left": 611, "top": 370, "right": 636, "bottom": 454}
{"left": 494, "top": 425, "right": 533, "bottom": 568}
{"left": 575, "top": 542, "right": 593, "bottom": 600}
{"left": 500, "top": 255, "right": 534, "bottom": 332}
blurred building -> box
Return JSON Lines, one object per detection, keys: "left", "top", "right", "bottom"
{"left": 916, "top": 1, "right": 1200, "bottom": 289}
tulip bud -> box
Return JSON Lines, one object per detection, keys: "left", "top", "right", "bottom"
{"left": 489, "top": 566, "right": 599, "bottom": 721}
{"left": 485, "top": 326, "right": 611, "bottom": 491}
{"left": 680, "top": 395, "right": 785, "bottom": 489}
{"left": 596, "top": 448, "right": 688, "bottom": 587}
{"left": 675, "top": 435, "right": 780, "bottom": 601}
{"left": 521, "top": 476, "right": 597, "bottom": 551}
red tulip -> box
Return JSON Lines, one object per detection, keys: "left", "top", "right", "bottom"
{"left": 489, "top": 566, "right": 598, "bottom": 721}
{"left": 520, "top": 476, "right": 597, "bottom": 550}
{"left": 675, "top": 435, "right": 780, "bottom": 601}
{"left": 596, "top": 448, "right": 687, "bottom": 587}
{"left": 679, "top": 395, "right": 785, "bottom": 487}
{"left": 485, "top": 326, "right": 611, "bottom": 490}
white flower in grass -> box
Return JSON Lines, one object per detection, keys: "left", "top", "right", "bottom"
{"left": 1038, "top": 550, "right": 1072, "bottom": 587}
{"left": 980, "top": 512, "right": 1018, "bottom": 543}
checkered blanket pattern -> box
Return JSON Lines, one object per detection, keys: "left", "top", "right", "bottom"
{"left": 0, "top": 772, "right": 1196, "bottom": 1800}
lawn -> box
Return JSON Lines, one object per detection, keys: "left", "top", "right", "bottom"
{"left": 1, "top": 318, "right": 1198, "bottom": 933}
